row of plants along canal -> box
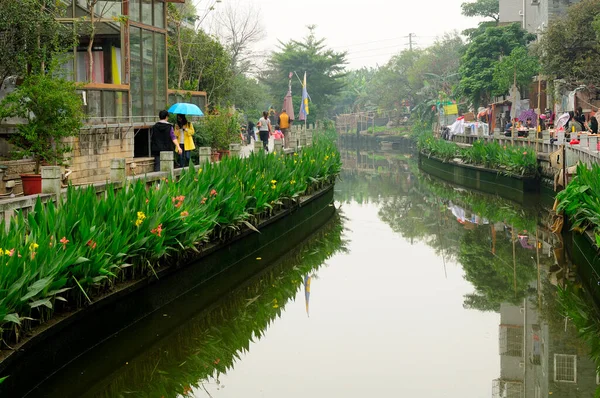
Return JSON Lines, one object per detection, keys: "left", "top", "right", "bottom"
{"left": 5, "top": 127, "right": 600, "bottom": 395}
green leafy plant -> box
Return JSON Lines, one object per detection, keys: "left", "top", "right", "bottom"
{"left": 418, "top": 133, "right": 538, "bottom": 176}
{"left": 197, "top": 108, "right": 241, "bottom": 150}
{"left": 0, "top": 72, "right": 84, "bottom": 174}
{"left": 0, "top": 137, "right": 341, "bottom": 347}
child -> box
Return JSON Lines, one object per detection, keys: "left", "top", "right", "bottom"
{"left": 272, "top": 125, "right": 284, "bottom": 141}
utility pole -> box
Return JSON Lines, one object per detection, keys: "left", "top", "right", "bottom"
{"left": 407, "top": 33, "right": 415, "bottom": 51}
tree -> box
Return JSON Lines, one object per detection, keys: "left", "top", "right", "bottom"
{"left": 537, "top": 0, "right": 600, "bottom": 87}
{"left": 0, "top": 72, "right": 84, "bottom": 174}
{"left": 260, "top": 26, "right": 347, "bottom": 121}
{"left": 492, "top": 46, "right": 539, "bottom": 96}
{"left": 457, "top": 23, "right": 534, "bottom": 108}
{"left": 461, "top": 0, "right": 499, "bottom": 24}
{"left": 0, "top": 0, "right": 75, "bottom": 82}
{"left": 214, "top": 1, "right": 265, "bottom": 74}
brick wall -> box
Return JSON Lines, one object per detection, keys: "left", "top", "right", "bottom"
{"left": 67, "top": 127, "right": 134, "bottom": 185}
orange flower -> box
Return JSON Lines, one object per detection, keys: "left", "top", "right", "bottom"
{"left": 201, "top": 197, "right": 207, "bottom": 205}
{"left": 151, "top": 224, "right": 163, "bottom": 237}
{"left": 210, "top": 189, "right": 217, "bottom": 197}
{"left": 214, "top": 358, "right": 220, "bottom": 365}
{"left": 7, "top": 248, "right": 14, "bottom": 257}
{"left": 180, "top": 211, "right": 189, "bottom": 218}
{"left": 86, "top": 240, "right": 97, "bottom": 249}
{"left": 523, "top": 151, "right": 528, "bottom": 155}
{"left": 60, "top": 237, "right": 69, "bottom": 248}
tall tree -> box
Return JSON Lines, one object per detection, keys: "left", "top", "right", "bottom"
{"left": 461, "top": 0, "right": 499, "bottom": 24}
{"left": 0, "top": 0, "right": 75, "bottom": 82}
{"left": 214, "top": 1, "right": 265, "bottom": 75}
{"left": 261, "top": 26, "right": 347, "bottom": 121}
{"left": 457, "top": 23, "right": 534, "bottom": 108}
{"left": 537, "top": 0, "right": 600, "bottom": 88}
{"left": 492, "top": 46, "right": 539, "bottom": 96}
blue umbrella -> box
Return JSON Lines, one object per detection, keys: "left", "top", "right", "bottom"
{"left": 168, "top": 103, "right": 204, "bottom": 116}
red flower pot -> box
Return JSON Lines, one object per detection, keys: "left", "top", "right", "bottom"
{"left": 20, "top": 174, "right": 42, "bottom": 196}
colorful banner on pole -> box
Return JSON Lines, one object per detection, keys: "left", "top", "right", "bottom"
{"left": 299, "top": 72, "right": 309, "bottom": 121}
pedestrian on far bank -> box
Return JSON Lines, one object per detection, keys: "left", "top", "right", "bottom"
{"left": 151, "top": 110, "right": 182, "bottom": 172}
{"left": 278, "top": 109, "right": 291, "bottom": 148}
{"left": 174, "top": 114, "right": 195, "bottom": 168}
{"left": 587, "top": 114, "right": 598, "bottom": 134}
{"left": 576, "top": 106, "right": 586, "bottom": 125}
{"left": 257, "top": 111, "right": 272, "bottom": 152}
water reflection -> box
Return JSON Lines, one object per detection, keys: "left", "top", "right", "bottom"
{"left": 32, "top": 214, "right": 346, "bottom": 398}
{"left": 338, "top": 147, "right": 597, "bottom": 397}
{"left": 33, "top": 144, "right": 600, "bottom": 397}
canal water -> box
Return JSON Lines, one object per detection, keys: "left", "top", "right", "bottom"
{"left": 29, "top": 144, "right": 598, "bottom": 397}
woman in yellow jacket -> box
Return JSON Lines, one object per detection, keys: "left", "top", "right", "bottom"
{"left": 174, "top": 114, "right": 195, "bottom": 167}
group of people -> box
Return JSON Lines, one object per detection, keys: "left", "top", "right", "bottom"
{"left": 150, "top": 110, "right": 195, "bottom": 172}
{"left": 564, "top": 107, "right": 598, "bottom": 134}
{"left": 150, "top": 107, "right": 295, "bottom": 172}
{"left": 246, "top": 109, "right": 292, "bottom": 152}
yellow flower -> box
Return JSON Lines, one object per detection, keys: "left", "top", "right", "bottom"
{"left": 29, "top": 243, "right": 39, "bottom": 251}
{"left": 311, "top": 159, "right": 315, "bottom": 163}
{"left": 137, "top": 211, "right": 146, "bottom": 220}
{"left": 324, "top": 155, "right": 330, "bottom": 160}
{"left": 271, "top": 185, "right": 277, "bottom": 190}
{"left": 294, "top": 153, "right": 298, "bottom": 157}
{"left": 273, "top": 151, "right": 277, "bottom": 155}
{"left": 271, "top": 180, "right": 277, "bottom": 184}
{"left": 198, "top": 168, "right": 203, "bottom": 174}
{"left": 290, "top": 180, "right": 296, "bottom": 185}
{"left": 294, "top": 160, "right": 297, "bottom": 164}
{"left": 4, "top": 249, "right": 10, "bottom": 256}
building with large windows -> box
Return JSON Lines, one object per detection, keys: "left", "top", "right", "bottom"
{"left": 0, "top": 0, "right": 206, "bottom": 188}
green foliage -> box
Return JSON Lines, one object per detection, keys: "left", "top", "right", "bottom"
{"left": 418, "top": 134, "right": 538, "bottom": 176}
{"left": 461, "top": 0, "right": 499, "bottom": 23}
{"left": 0, "top": 72, "right": 84, "bottom": 174}
{"left": 556, "top": 163, "right": 600, "bottom": 239}
{"left": 492, "top": 46, "right": 539, "bottom": 96}
{"left": 536, "top": 0, "right": 600, "bottom": 86}
{"left": 195, "top": 109, "right": 242, "bottom": 150}
{"left": 260, "top": 26, "right": 347, "bottom": 122}
{"left": 0, "top": 0, "right": 76, "bottom": 82}
{"left": 457, "top": 23, "right": 535, "bottom": 108}
{"left": 0, "top": 138, "right": 342, "bottom": 346}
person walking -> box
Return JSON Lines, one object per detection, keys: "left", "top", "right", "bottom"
{"left": 151, "top": 110, "right": 182, "bottom": 172}
{"left": 257, "top": 111, "right": 272, "bottom": 152}
{"left": 256, "top": 111, "right": 271, "bottom": 152}
{"left": 278, "top": 109, "right": 291, "bottom": 148}
{"left": 174, "top": 114, "right": 195, "bottom": 168}
{"left": 247, "top": 120, "right": 256, "bottom": 144}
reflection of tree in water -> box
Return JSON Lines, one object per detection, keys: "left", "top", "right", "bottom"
{"left": 459, "top": 226, "right": 537, "bottom": 312}
{"left": 77, "top": 214, "right": 347, "bottom": 398}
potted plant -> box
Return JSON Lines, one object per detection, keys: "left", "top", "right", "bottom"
{"left": 205, "top": 108, "right": 241, "bottom": 160}
{"left": 0, "top": 72, "right": 83, "bottom": 195}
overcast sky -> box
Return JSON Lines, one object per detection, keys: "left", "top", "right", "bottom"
{"left": 202, "top": 0, "right": 483, "bottom": 70}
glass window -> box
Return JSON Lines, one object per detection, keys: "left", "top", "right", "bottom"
{"left": 142, "top": 30, "right": 155, "bottom": 120}
{"left": 87, "top": 90, "right": 102, "bottom": 120}
{"left": 130, "top": 0, "right": 140, "bottom": 22}
{"left": 103, "top": 90, "right": 116, "bottom": 122}
{"left": 116, "top": 91, "right": 129, "bottom": 122}
{"left": 75, "top": 22, "right": 122, "bottom": 84}
{"left": 76, "top": 0, "right": 121, "bottom": 20}
{"left": 154, "top": 33, "right": 166, "bottom": 112}
{"left": 130, "top": 27, "right": 142, "bottom": 118}
{"left": 154, "top": 1, "right": 164, "bottom": 28}
{"left": 141, "top": 0, "right": 152, "bottom": 26}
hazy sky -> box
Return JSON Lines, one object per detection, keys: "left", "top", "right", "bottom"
{"left": 203, "top": 0, "right": 483, "bottom": 70}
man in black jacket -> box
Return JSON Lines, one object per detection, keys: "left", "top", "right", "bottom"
{"left": 151, "top": 110, "right": 182, "bottom": 172}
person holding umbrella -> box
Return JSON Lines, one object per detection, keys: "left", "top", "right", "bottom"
{"left": 174, "top": 114, "right": 195, "bottom": 168}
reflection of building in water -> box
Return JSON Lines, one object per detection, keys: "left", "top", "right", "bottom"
{"left": 492, "top": 233, "right": 597, "bottom": 397}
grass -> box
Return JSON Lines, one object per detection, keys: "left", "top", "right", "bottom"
{"left": 0, "top": 137, "right": 342, "bottom": 347}
{"left": 417, "top": 133, "right": 538, "bottom": 176}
